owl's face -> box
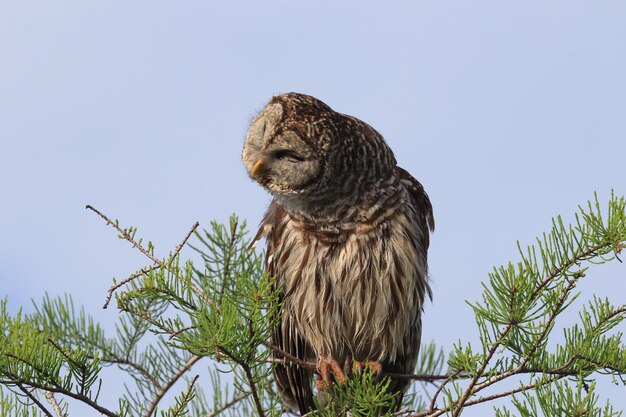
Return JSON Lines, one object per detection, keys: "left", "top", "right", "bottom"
{"left": 242, "top": 101, "right": 322, "bottom": 196}
{"left": 242, "top": 93, "right": 397, "bottom": 214}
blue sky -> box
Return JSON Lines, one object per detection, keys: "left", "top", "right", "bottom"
{"left": 1, "top": 1, "right": 625, "bottom": 414}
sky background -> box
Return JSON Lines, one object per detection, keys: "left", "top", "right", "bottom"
{"left": 1, "top": 1, "right": 625, "bottom": 415}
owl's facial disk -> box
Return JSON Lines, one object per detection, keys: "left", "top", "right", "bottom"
{"left": 249, "top": 138, "right": 320, "bottom": 193}
{"left": 243, "top": 105, "right": 321, "bottom": 195}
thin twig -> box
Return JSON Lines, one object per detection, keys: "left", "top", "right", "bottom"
{"left": 169, "top": 325, "right": 197, "bottom": 340}
{"left": 530, "top": 244, "right": 605, "bottom": 299}
{"left": 167, "top": 375, "right": 200, "bottom": 415}
{"left": 217, "top": 345, "right": 266, "bottom": 417}
{"left": 86, "top": 205, "right": 208, "bottom": 308}
{"left": 86, "top": 205, "right": 160, "bottom": 263}
{"left": 144, "top": 355, "right": 202, "bottom": 417}
{"left": 103, "top": 265, "right": 158, "bottom": 309}
{"left": 207, "top": 391, "right": 252, "bottom": 417}
{"left": 463, "top": 374, "right": 563, "bottom": 408}
{"left": 521, "top": 276, "right": 578, "bottom": 366}
{"left": 100, "top": 357, "right": 160, "bottom": 388}
{"left": 45, "top": 391, "right": 64, "bottom": 417}
{"left": 263, "top": 342, "right": 317, "bottom": 373}
{"left": 117, "top": 306, "right": 178, "bottom": 335}
{"left": 451, "top": 324, "right": 512, "bottom": 417}
{"left": 175, "top": 221, "right": 201, "bottom": 258}
{"left": 428, "top": 370, "right": 461, "bottom": 413}
{"left": 45, "top": 339, "right": 90, "bottom": 397}
{"left": 385, "top": 371, "right": 451, "bottom": 382}
{"left": 15, "top": 383, "right": 54, "bottom": 417}
{"left": 218, "top": 219, "right": 238, "bottom": 306}
{"left": 411, "top": 374, "right": 565, "bottom": 417}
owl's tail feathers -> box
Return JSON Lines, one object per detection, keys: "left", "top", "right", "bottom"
{"left": 274, "top": 363, "right": 315, "bottom": 415}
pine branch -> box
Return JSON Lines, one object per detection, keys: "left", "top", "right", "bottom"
{"left": 464, "top": 276, "right": 578, "bottom": 398}
{"left": 451, "top": 323, "right": 513, "bottom": 416}
{"left": 216, "top": 345, "right": 266, "bottom": 417}
{"left": 206, "top": 391, "right": 251, "bottom": 417}
{"left": 144, "top": 355, "right": 202, "bottom": 417}
{"left": 434, "top": 192, "right": 626, "bottom": 415}
{"left": 409, "top": 374, "right": 566, "bottom": 417}
{"left": 217, "top": 218, "right": 239, "bottom": 307}
{"left": 5, "top": 342, "right": 116, "bottom": 417}
{"left": 55, "top": 193, "right": 619, "bottom": 416}
{"left": 86, "top": 205, "right": 206, "bottom": 308}
{"left": 6, "top": 373, "right": 120, "bottom": 417}
{"left": 15, "top": 383, "right": 54, "bottom": 417}
{"left": 162, "top": 375, "right": 199, "bottom": 417}
{"left": 427, "top": 370, "right": 462, "bottom": 413}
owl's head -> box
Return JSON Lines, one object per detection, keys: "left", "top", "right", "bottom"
{"left": 242, "top": 93, "right": 396, "bottom": 210}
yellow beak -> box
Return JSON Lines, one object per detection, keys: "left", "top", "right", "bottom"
{"left": 251, "top": 158, "right": 265, "bottom": 177}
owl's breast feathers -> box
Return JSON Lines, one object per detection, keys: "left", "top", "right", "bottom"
{"left": 254, "top": 167, "right": 433, "bottom": 361}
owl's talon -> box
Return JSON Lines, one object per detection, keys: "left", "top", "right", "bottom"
{"left": 316, "top": 357, "right": 347, "bottom": 390}
{"left": 352, "top": 360, "right": 382, "bottom": 376}
{"left": 343, "top": 356, "right": 352, "bottom": 375}
{"left": 315, "top": 377, "right": 328, "bottom": 391}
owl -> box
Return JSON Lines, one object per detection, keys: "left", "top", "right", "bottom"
{"left": 242, "top": 93, "right": 433, "bottom": 414}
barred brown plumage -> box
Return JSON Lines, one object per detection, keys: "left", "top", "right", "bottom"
{"left": 242, "top": 93, "right": 434, "bottom": 414}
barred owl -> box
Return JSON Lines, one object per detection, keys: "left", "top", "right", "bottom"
{"left": 242, "top": 93, "right": 433, "bottom": 414}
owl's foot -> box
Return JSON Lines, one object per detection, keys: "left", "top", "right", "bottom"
{"left": 352, "top": 360, "right": 382, "bottom": 376}
{"left": 315, "top": 357, "right": 347, "bottom": 390}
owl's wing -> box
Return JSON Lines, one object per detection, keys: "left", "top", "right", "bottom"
{"left": 272, "top": 301, "right": 315, "bottom": 414}
{"left": 256, "top": 201, "right": 315, "bottom": 414}
{"left": 397, "top": 166, "right": 434, "bottom": 241}
{"left": 388, "top": 167, "right": 434, "bottom": 405}
{"left": 396, "top": 165, "right": 433, "bottom": 306}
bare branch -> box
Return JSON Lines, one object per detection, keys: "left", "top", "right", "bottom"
{"left": 45, "top": 391, "right": 64, "bottom": 417}
{"left": 263, "top": 342, "right": 317, "bottom": 373}
{"left": 463, "top": 374, "right": 564, "bottom": 408}
{"left": 103, "top": 265, "right": 158, "bottom": 309}
{"left": 175, "top": 221, "right": 201, "bottom": 259}
{"left": 86, "top": 205, "right": 160, "bottom": 264}
{"left": 86, "top": 205, "right": 209, "bottom": 308}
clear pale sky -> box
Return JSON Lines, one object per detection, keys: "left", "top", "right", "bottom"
{"left": 1, "top": 1, "right": 625, "bottom": 415}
